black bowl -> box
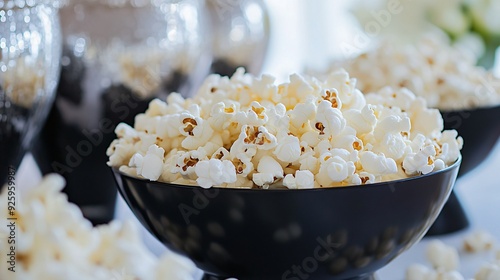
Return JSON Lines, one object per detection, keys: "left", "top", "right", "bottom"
{"left": 112, "top": 158, "right": 460, "bottom": 280}
{"left": 441, "top": 104, "right": 500, "bottom": 177}
{"left": 426, "top": 104, "right": 500, "bottom": 236}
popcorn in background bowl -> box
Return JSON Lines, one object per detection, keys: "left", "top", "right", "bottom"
{"left": 328, "top": 35, "right": 500, "bottom": 110}
{"left": 107, "top": 68, "right": 462, "bottom": 189}
{"left": 0, "top": 174, "right": 197, "bottom": 280}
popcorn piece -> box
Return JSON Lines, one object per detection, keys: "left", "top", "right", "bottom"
{"left": 257, "top": 156, "right": 284, "bottom": 179}
{"left": 115, "top": 123, "right": 139, "bottom": 140}
{"left": 343, "top": 105, "right": 377, "bottom": 135}
{"left": 180, "top": 114, "right": 215, "bottom": 150}
{"left": 172, "top": 149, "right": 208, "bottom": 178}
{"left": 475, "top": 262, "right": 500, "bottom": 280}
{"left": 317, "top": 152, "right": 355, "bottom": 186}
{"left": 315, "top": 100, "right": 346, "bottom": 137}
{"left": 289, "top": 102, "right": 316, "bottom": 130}
{"left": 425, "top": 240, "right": 460, "bottom": 271}
{"left": 129, "top": 144, "right": 165, "bottom": 180}
{"left": 406, "top": 264, "right": 433, "bottom": 280}
{"left": 194, "top": 159, "right": 237, "bottom": 188}
{"left": 237, "top": 125, "right": 278, "bottom": 151}
{"left": 232, "top": 154, "right": 254, "bottom": 177}
{"left": 107, "top": 140, "right": 135, "bottom": 167}
{"left": 252, "top": 173, "right": 275, "bottom": 188}
{"left": 403, "top": 145, "right": 437, "bottom": 175}
{"left": 463, "top": 230, "right": 496, "bottom": 253}
{"left": 283, "top": 170, "right": 315, "bottom": 189}
{"left": 360, "top": 151, "right": 398, "bottom": 176}
{"left": 274, "top": 135, "right": 301, "bottom": 163}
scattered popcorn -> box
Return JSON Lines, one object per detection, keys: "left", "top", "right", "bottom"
{"left": 407, "top": 263, "right": 433, "bottom": 280}
{"left": 329, "top": 35, "right": 500, "bottom": 110}
{"left": 0, "top": 174, "right": 197, "bottom": 280}
{"left": 426, "top": 240, "right": 460, "bottom": 271}
{"left": 475, "top": 261, "right": 500, "bottom": 280}
{"left": 108, "top": 68, "right": 462, "bottom": 189}
{"left": 406, "top": 264, "right": 465, "bottom": 280}
{"left": 463, "top": 230, "right": 496, "bottom": 253}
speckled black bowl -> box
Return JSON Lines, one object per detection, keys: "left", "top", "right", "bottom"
{"left": 426, "top": 104, "right": 500, "bottom": 236}
{"left": 112, "top": 158, "right": 460, "bottom": 280}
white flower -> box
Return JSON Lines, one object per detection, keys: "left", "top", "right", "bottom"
{"left": 195, "top": 159, "right": 237, "bottom": 188}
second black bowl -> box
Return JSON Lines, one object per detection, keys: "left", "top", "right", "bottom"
{"left": 426, "top": 104, "right": 500, "bottom": 236}
{"left": 441, "top": 103, "right": 500, "bottom": 177}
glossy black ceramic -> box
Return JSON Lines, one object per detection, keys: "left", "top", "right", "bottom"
{"left": 113, "top": 158, "right": 460, "bottom": 280}
{"left": 427, "top": 104, "right": 500, "bottom": 236}
{"left": 441, "top": 104, "right": 500, "bottom": 177}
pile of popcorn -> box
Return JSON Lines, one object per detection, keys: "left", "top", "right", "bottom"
{"left": 107, "top": 68, "right": 462, "bottom": 189}
{"left": 406, "top": 231, "right": 499, "bottom": 280}
{"left": 332, "top": 35, "right": 500, "bottom": 110}
{"left": 0, "top": 175, "right": 196, "bottom": 280}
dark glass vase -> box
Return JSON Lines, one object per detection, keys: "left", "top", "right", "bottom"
{"left": 32, "top": 0, "right": 210, "bottom": 225}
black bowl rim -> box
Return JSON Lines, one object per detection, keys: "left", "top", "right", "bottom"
{"left": 112, "top": 156, "right": 461, "bottom": 193}
{"left": 439, "top": 102, "right": 500, "bottom": 113}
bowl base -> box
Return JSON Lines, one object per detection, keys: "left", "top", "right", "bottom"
{"left": 426, "top": 191, "right": 469, "bottom": 236}
{"left": 202, "top": 273, "right": 376, "bottom": 280}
